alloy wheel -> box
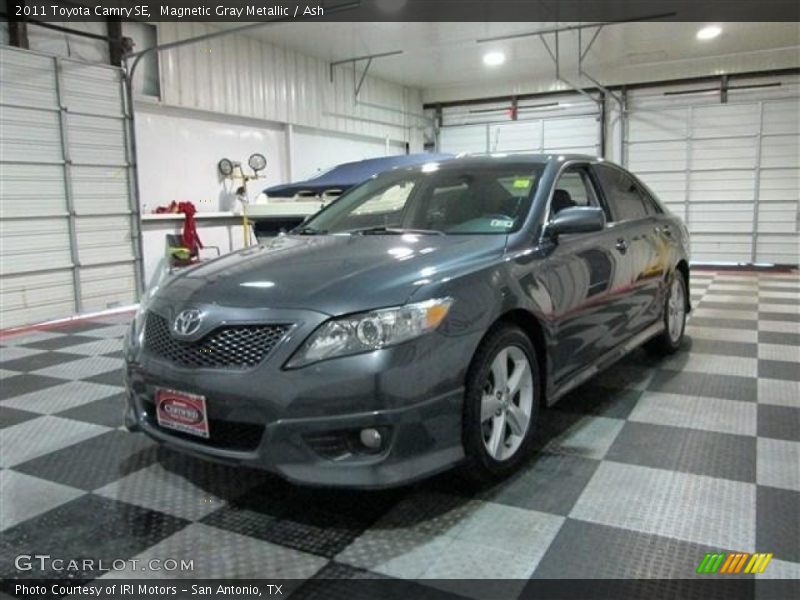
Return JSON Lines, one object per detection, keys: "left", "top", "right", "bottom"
{"left": 667, "top": 277, "right": 685, "bottom": 343}
{"left": 480, "top": 345, "right": 534, "bottom": 461}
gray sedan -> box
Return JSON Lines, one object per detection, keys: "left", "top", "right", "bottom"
{"left": 124, "top": 154, "right": 690, "bottom": 488}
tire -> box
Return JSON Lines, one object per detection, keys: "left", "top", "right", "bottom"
{"left": 462, "top": 324, "right": 541, "bottom": 483}
{"left": 645, "top": 271, "right": 687, "bottom": 356}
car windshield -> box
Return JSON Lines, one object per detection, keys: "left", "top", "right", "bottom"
{"left": 300, "top": 162, "right": 544, "bottom": 235}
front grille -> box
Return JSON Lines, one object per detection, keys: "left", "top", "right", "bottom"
{"left": 144, "top": 312, "right": 288, "bottom": 369}
{"left": 142, "top": 400, "right": 264, "bottom": 451}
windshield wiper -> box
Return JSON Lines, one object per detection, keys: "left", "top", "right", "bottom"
{"left": 293, "top": 226, "right": 327, "bottom": 235}
{"left": 349, "top": 226, "right": 445, "bottom": 236}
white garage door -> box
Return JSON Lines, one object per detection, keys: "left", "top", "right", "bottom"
{"left": 439, "top": 93, "right": 601, "bottom": 157}
{"left": 625, "top": 76, "right": 800, "bottom": 265}
{"left": 0, "top": 46, "right": 141, "bottom": 328}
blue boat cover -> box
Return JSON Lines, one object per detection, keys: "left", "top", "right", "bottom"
{"left": 263, "top": 153, "right": 453, "bottom": 197}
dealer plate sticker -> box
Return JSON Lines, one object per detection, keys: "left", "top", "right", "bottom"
{"left": 155, "top": 389, "right": 210, "bottom": 439}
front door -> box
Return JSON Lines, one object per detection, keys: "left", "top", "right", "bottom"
{"left": 537, "top": 164, "right": 636, "bottom": 385}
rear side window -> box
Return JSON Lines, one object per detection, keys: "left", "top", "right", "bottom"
{"left": 594, "top": 164, "right": 652, "bottom": 222}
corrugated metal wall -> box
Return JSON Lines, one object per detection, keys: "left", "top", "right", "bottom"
{"left": 438, "top": 93, "right": 602, "bottom": 156}
{"left": 0, "top": 46, "right": 140, "bottom": 328}
{"left": 625, "top": 75, "right": 799, "bottom": 264}
{"left": 156, "top": 23, "right": 423, "bottom": 146}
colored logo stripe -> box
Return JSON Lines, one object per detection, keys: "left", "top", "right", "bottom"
{"left": 744, "top": 553, "right": 773, "bottom": 574}
{"left": 697, "top": 552, "right": 773, "bottom": 574}
{"left": 697, "top": 553, "right": 725, "bottom": 573}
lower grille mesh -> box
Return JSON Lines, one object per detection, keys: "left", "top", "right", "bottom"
{"left": 144, "top": 312, "right": 288, "bottom": 369}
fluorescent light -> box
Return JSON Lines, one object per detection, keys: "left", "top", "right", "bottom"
{"left": 696, "top": 25, "right": 722, "bottom": 41}
{"left": 483, "top": 51, "right": 506, "bottom": 67}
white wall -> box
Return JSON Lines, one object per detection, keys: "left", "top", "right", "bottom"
{"left": 292, "top": 127, "right": 406, "bottom": 181}
{"left": 134, "top": 104, "right": 288, "bottom": 211}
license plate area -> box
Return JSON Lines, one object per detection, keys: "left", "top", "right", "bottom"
{"left": 155, "top": 388, "right": 210, "bottom": 439}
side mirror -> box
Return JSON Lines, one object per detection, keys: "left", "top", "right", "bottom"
{"left": 546, "top": 206, "right": 605, "bottom": 240}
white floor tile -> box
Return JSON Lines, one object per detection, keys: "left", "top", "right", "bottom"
{"left": 630, "top": 391, "right": 757, "bottom": 436}
{"left": 0, "top": 416, "right": 110, "bottom": 467}
{"left": 0, "top": 470, "right": 84, "bottom": 531}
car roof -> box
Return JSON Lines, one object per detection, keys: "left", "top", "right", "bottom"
{"left": 410, "top": 153, "right": 602, "bottom": 170}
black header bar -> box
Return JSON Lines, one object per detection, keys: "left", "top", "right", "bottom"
{"left": 4, "top": 0, "right": 800, "bottom": 23}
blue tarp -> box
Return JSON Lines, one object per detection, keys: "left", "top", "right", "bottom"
{"left": 263, "top": 153, "right": 453, "bottom": 197}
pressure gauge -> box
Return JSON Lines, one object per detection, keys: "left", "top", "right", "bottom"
{"left": 248, "top": 153, "right": 267, "bottom": 173}
{"left": 218, "top": 158, "right": 234, "bottom": 177}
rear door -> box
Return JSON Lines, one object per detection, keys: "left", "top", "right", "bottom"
{"left": 592, "top": 164, "right": 665, "bottom": 337}
{"left": 538, "top": 164, "right": 637, "bottom": 384}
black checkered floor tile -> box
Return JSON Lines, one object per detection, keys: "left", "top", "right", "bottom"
{"left": 0, "top": 272, "right": 798, "bottom": 591}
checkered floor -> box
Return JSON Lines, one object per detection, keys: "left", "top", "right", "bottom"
{"left": 0, "top": 271, "right": 798, "bottom": 595}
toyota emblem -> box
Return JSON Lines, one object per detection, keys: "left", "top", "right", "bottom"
{"left": 173, "top": 309, "right": 203, "bottom": 337}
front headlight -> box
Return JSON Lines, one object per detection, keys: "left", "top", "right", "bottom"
{"left": 285, "top": 297, "right": 453, "bottom": 369}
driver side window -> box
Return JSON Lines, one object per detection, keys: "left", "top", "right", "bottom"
{"left": 550, "top": 168, "right": 599, "bottom": 219}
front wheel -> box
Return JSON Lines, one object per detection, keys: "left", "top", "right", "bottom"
{"left": 462, "top": 325, "right": 540, "bottom": 482}
{"left": 645, "top": 272, "right": 687, "bottom": 355}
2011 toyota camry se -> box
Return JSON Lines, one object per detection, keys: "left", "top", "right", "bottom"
{"left": 124, "top": 154, "right": 691, "bottom": 488}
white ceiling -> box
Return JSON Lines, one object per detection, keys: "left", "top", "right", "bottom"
{"left": 237, "top": 22, "right": 800, "bottom": 99}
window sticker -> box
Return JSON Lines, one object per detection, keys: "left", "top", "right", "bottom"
{"left": 512, "top": 178, "right": 532, "bottom": 189}
{"left": 490, "top": 219, "right": 515, "bottom": 228}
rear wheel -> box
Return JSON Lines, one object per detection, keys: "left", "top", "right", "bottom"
{"left": 645, "top": 272, "right": 687, "bottom": 355}
{"left": 463, "top": 325, "right": 540, "bottom": 482}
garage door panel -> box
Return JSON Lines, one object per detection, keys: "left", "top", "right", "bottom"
{"left": 0, "top": 164, "right": 67, "bottom": 218}
{"left": 543, "top": 118, "right": 597, "bottom": 151}
{"left": 690, "top": 234, "right": 753, "bottom": 263}
{"left": 637, "top": 172, "right": 686, "bottom": 203}
{"left": 663, "top": 203, "right": 687, "bottom": 220}
{"left": 628, "top": 140, "right": 687, "bottom": 172}
{"left": 688, "top": 203, "right": 755, "bottom": 233}
{"left": 692, "top": 104, "right": 760, "bottom": 138}
{"left": 439, "top": 125, "right": 487, "bottom": 154}
{"left": 0, "top": 218, "right": 73, "bottom": 274}
{"left": 689, "top": 170, "right": 755, "bottom": 202}
{"left": 80, "top": 263, "right": 137, "bottom": 312}
{"left": 690, "top": 137, "right": 757, "bottom": 171}
{"left": 628, "top": 108, "right": 687, "bottom": 141}
{"left": 0, "top": 106, "right": 62, "bottom": 163}
{"left": 0, "top": 46, "right": 137, "bottom": 326}
{"left": 72, "top": 166, "right": 131, "bottom": 215}
{"left": 75, "top": 216, "right": 135, "bottom": 265}
{"left": 0, "top": 270, "right": 76, "bottom": 328}
{"left": 67, "top": 114, "right": 127, "bottom": 166}
{"left": 0, "top": 48, "right": 57, "bottom": 109}
{"left": 755, "top": 236, "right": 799, "bottom": 265}
{"left": 759, "top": 169, "right": 799, "bottom": 202}
{"left": 60, "top": 61, "right": 123, "bottom": 117}
{"left": 758, "top": 201, "right": 799, "bottom": 234}
{"left": 761, "top": 135, "right": 799, "bottom": 169}
{"left": 762, "top": 99, "right": 799, "bottom": 135}
{"left": 492, "top": 121, "right": 542, "bottom": 152}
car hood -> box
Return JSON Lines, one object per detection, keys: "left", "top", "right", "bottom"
{"left": 157, "top": 234, "right": 507, "bottom": 315}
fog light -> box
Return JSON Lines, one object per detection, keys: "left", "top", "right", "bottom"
{"left": 359, "top": 428, "right": 382, "bottom": 450}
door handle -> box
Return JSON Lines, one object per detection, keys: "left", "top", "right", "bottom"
{"left": 615, "top": 239, "right": 628, "bottom": 253}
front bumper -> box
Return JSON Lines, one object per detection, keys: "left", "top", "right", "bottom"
{"left": 124, "top": 306, "right": 480, "bottom": 488}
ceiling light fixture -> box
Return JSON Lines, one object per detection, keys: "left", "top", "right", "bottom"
{"left": 483, "top": 51, "right": 506, "bottom": 67}
{"left": 696, "top": 25, "right": 722, "bottom": 41}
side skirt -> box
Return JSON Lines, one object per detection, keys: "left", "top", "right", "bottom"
{"left": 547, "top": 321, "right": 664, "bottom": 406}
